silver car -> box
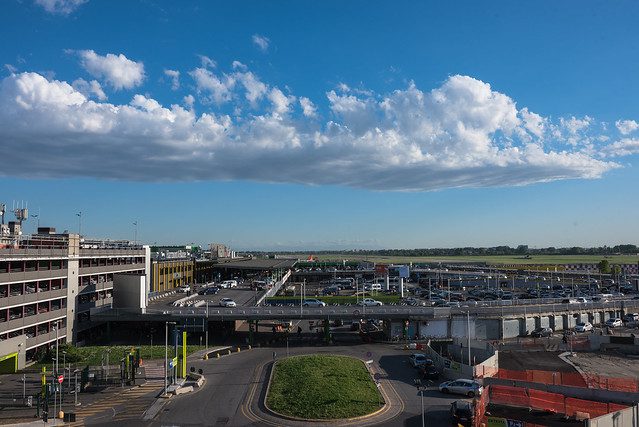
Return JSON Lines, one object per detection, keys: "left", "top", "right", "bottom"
{"left": 219, "top": 298, "right": 236, "bottom": 307}
{"left": 439, "top": 379, "right": 483, "bottom": 397}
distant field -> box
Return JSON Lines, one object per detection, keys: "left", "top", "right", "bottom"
{"left": 301, "top": 254, "right": 639, "bottom": 266}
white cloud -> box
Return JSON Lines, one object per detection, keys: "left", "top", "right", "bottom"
{"left": 232, "top": 61, "right": 247, "bottom": 71}
{"left": 268, "top": 88, "right": 295, "bottom": 116}
{"left": 34, "top": 0, "right": 87, "bottom": 14}
{"left": 183, "top": 94, "right": 195, "bottom": 108}
{"left": 198, "top": 55, "right": 216, "bottom": 69}
{"left": 164, "top": 69, "right": 180, "bottom": 90}
{"left": 615, "top": 119, "right": 639, "bottom": 135}
{"left": 0, "top": 71, "right": 625, "bottom": 191}
{"left": 189, "top": 67, "right": 236, "bottom": 104}
{"left": 78, "top": 50, "right": 145, "bottom": 90}
{"left": 299, "top": 97, "right": 317, "bottom": 118}
{"left": 252, "top": 34, "right": 270, "bottom": 52}
{"left": 601, "top": 138, "right": 639, "bottom": 157}
{"left": 71, "top": 78, "right": 106, "bottom": 100}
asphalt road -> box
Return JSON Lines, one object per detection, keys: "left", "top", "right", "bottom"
{"left": 148, "top": 285, "right": 262, "bottom": 309}
{"left": 142, "top": 343, "right": 464, "bottom": 427}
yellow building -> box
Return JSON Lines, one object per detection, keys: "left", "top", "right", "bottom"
{"left": 151, "top": 259, "right": 194, "bottom": 292}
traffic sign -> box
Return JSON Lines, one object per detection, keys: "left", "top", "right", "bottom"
{"left": 57, "top": 375, "right": 64, "bottom": 384}
{"left": 169, "top": 357, "right": 178, "bottom": 369}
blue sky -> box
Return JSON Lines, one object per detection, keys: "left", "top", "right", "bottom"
{"left": 1, "top": 1, "right": 638, "bottom": 250}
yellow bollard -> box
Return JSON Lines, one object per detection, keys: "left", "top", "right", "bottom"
{"left": 216, "top": 353, "right": 220, "bottom": 359}
{"left": 237, "top": 347, "right": 241, "bottom": 353}
{"left": 203, "top": 354, "right": 208, "bottom": 360}
{"left": 248, "top": 345, "right": 252, "bottom": 350}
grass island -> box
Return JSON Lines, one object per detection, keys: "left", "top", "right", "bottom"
{"left": 266, "top": 354, "right": 383, "bottom": 420}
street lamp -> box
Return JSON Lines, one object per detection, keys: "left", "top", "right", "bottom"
{"left": 165, "top": 321, "right": 176, "bottom": 396}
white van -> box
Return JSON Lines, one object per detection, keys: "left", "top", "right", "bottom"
{"left": 220, "top": 280, "right": 238, "bottom": 289}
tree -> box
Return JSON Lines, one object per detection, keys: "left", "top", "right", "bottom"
{"left": 597, "top": 259, "right": 611, "bottom": 274}
{"left": 611, "top": 264, "right": 622, "bottom": 277}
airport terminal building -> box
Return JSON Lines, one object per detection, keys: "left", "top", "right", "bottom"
{"left": 0, "top": 226, "right": 149, "bottom": 372}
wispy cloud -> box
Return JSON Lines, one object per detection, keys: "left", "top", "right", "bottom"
{"left": 34, "top": 0, "right": 87, "bottom": 15}
{"left": 252, "top": 34, "right": 270, "bottom": 52}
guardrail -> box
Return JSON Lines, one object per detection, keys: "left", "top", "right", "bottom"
{"left": 99, "top": 298, "right": 639, "bottom": 322}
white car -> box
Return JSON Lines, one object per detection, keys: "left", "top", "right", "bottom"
{"left": 439, "top": 379, "right": 483, "bottom": 397}
{"left": 360, "top": 298, "right": 383, "bottom": 307}
{"left": 606, "top": 318, "right": 622, "bottom": 328}
{"left": 177, "top": 285, "right": 190, "bottom": 293}
{"left": 220, "top": 280, "right": 238, "bottom": 289}
{"left": 409, "top": 353, "right": 433, "bottom": 368}
{"left": 575, "top": 322, "right": 593, "bottom": 332}
{"left": 219, "top": 298, "right": 236, "bottom": 307}
{"left": 302, "top": 298, "right": 326, "bottom": 307}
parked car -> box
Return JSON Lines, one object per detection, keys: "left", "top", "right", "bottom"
{"left": 418, "top": 365, "right": 440, "bottom": 380}
{"left": 606, "top": 318, "right": 623, "bottom": 328}
{"left": 219, "top": 298, "right": 236, "bottom": 307}
{"left": 409, "top": 353, "right": 433, "bottom": 368}
{"left": 531, "top": 327, "right": 553, "bottom": 338}
{"left": 450, "top": 400, "right": 474, "bottom": 426}
{"left": 623, "top": 313, "right": 639, "bottom": 323}
{"left": 302, "top": 298, "right": 326, "bottom": 307}
{"left": 439, "top": 379, "right": 483, "bottom": 397}
{"left": 204, "top": 286, "right": 220, "bottom": 295}
{"left": 360, "top": 298, "right": 383, "bottom": 307}
{"left": 177, "top": 285, "right": 191, "bottom": 293}
{"left": 575, "top": 322, "right": 593, "bottom": 332}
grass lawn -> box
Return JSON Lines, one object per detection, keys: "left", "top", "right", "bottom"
{"left": 25, "top": 345, "right": 207, "bottom": 371}
{"left": 304, "top": 253, "right": 639, "bottom": 266}
{"left": 267, "top": 354, "right": 382, "bottom": 419}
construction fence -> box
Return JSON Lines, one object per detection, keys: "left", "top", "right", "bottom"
{"left": 488, "top": 384, "right": 628, "bottom": 419}
{"left": 497, "top": 368, "right": 639, "bottom": 393}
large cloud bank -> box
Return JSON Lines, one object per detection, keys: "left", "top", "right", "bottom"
{"left": 0, "top": 66, "right": 634, "bottom": 191}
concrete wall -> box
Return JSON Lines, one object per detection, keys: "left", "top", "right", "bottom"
{"left": 113, "top": 273, "right": 146, "bottom": 309}
{"left": 588, "top": 404, "right": 639, "bottom": 427}
{"left": 0, "top": 335, "right": 26, "bottom": 371}
{"left": 502, "top": 319, "right": 520, "bottom": 339}
{"left": 451, "top": 316, "right": 475, "bottom": 340}
{"left": 539, "top": 316, "right": 550, "bottom": 328}
{"left": 419, "top": 319, "right": 448, "bottom": 338}
{"left": 550, "top": 315, "right": 563, "bottom": 331}
{"left": 475, "top": 318, "right": 500, "bottom": 340}
{"left": 66, "top": 235, "right": 79, "bottom": 343}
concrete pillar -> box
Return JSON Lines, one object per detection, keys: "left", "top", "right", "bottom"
{"left": 385, "top": 275, "right": 390, "bottom": 291}
{"left": 399, "top": 277, "right": 404, "bottom": 298}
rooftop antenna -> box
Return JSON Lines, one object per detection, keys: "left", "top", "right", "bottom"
{"left": 12, "top": 200, "right": 28, "bottom": 226}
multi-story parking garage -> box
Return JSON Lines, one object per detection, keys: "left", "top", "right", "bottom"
{"left": 0, "top": 227, "right": 149, "bottom": 371}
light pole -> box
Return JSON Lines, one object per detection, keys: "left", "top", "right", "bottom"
{"left": 467, "top": 310, "right": 472, "bottom": 367}
{"left": 62, "top": 350, "right": 66, "bottom": 396}
{"left": 76, "top": 212, "right": 82, "bottom": 236}
{"left": 133, "top": 221, "right": 138, "bottom": 245}
{"left": 165, "top": 321, "right": 176, "bottom": 396}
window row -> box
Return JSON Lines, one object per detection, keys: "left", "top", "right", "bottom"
{"left": 0, "top": 298, "right": 67, "bottom": 322}
{"left": 78, "top": 290, "right": 112, "bottom": 305}
{"left": 0, "top": 260, "right": 67, "bottom": 274}
{"left": 79, "top": 257, "right": 145, "bottom": 268}
{"left": 79, "top": 274, "right": 114, "bottom": 287}
{"left": 0, "top": 319, "right": 67, "bottom": 341}
{"left": 0, "top": 279, "right": 66, "bottom": 298}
